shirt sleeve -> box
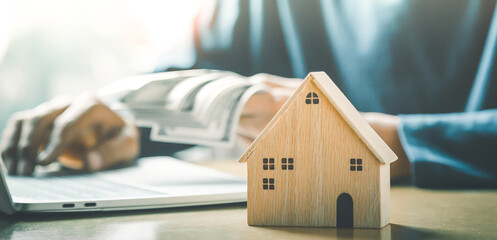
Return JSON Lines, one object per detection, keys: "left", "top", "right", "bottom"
{"left": 398, "top": 109, "right": 497, "bottom": 188}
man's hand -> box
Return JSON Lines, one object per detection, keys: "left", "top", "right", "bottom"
{"left": 237, "top": 74, "right": 301, "bottom": 146}
{"left": 0, "top": 93, "right": 140, "bottom": 176}
{"left": 362, "top": 112, "right": 410, "bottom": 180}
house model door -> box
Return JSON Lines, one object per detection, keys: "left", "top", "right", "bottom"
{"left": 337, "top": 193, "right": 353, "bottom": 228}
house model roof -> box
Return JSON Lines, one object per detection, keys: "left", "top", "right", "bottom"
{"left": 239, "top": 72, "right": 398, "bottom": 164}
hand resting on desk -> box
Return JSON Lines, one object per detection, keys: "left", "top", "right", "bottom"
{"left": 0, "top": 93, "right": 139, "bottom": 175}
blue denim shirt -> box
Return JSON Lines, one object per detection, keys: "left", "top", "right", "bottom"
{"left": 156, "top": 0, "right": 497, "bottom": 188}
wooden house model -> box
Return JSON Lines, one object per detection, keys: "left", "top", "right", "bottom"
{"left": 238, "top": 72, "right": 398, "bottom": 228}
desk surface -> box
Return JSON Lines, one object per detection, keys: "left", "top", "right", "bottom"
{"left": 0, "top": 161, "right": 496, "bottom": 240}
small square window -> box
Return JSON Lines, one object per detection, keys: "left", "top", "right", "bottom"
{"left": 263, "top": 178, "right": 274, "bottom": 190}
{"left": 263, "top": 158, "right": 274, "bottom": 170}
{"left": 350, "top": 158, "right": 363, "bottom": 172}
{"left": 305, "top": 99, "right": 311, "bottom": 104}
{"left": 313, "top": 99, "right": 319, "bottom": 104}
{"left": 282, "top": 157, "right": 294, "bottom": 170}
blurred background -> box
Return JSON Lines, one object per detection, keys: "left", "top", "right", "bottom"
{"left": 0, "top": 0, "right": 205, "bottom": 129}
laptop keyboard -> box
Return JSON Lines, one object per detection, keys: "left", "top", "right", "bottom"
{"left": 6, "top": 175, "right": 167, "bottom": 202}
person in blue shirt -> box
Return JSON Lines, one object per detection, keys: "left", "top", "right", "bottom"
{"left": 1, "top": 0, "right": 496, "bottom": 189}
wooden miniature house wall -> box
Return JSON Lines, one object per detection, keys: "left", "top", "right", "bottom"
{"left": 239, "top": 72, "right": 397, "bottom": 228}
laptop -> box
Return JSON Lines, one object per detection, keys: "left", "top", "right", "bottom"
{"left": 0, "top": 157, "right": 247, "bottom": 215}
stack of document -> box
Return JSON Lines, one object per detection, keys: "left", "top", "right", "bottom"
{"left": 100, "top": 69, "right": 267, "bottom": 147}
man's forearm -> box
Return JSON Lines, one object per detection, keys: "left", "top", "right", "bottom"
{"left": 398, "top": 110, "right": 497, "bottom": 188}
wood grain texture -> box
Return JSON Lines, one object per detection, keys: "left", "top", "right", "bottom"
{"left": 246, "top": 80, "right": 389, "bottom": 228}
{"left": 240, "top": 72, "right": 397, "bottom": 165}
{"left": 311, "top": 72, "right": 397, "bottom": 164}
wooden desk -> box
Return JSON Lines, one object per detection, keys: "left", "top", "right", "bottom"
{"left": 0, "top": 161, "right": 496, "bottom": 240}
